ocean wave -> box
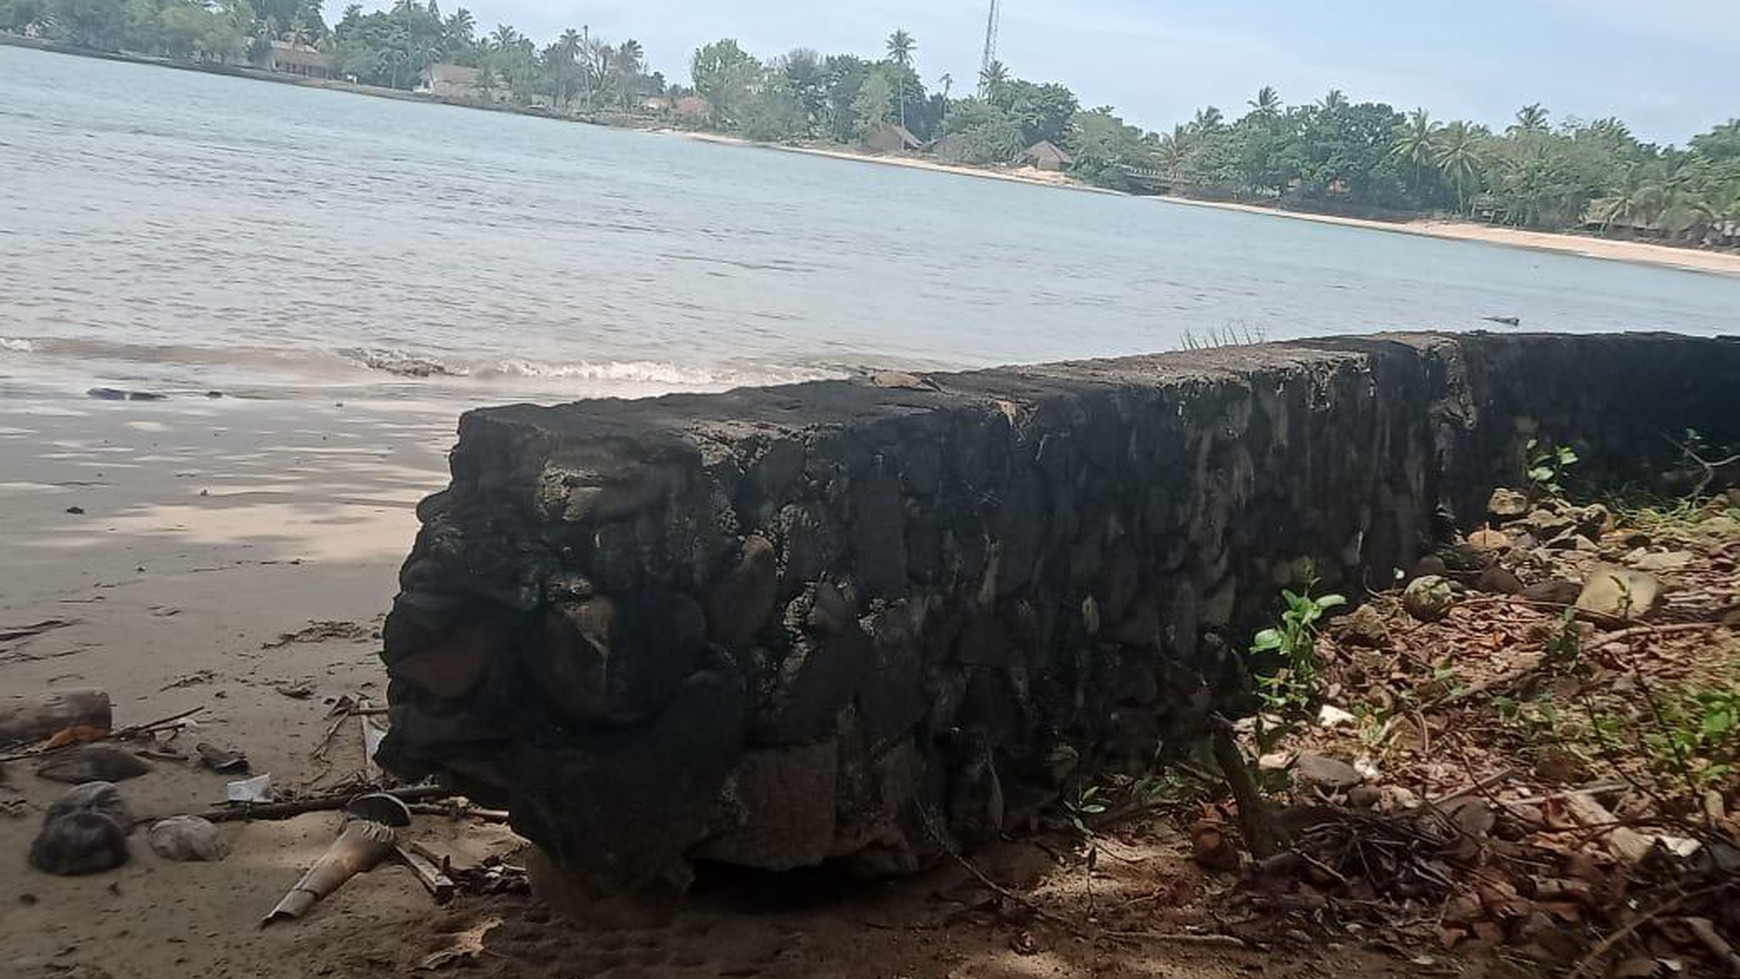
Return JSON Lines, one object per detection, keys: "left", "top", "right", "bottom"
{"left": 338, "top": 347, "right": 465, "bottom": 378}
{"left": 479, "top": 358, "right": 843, "bottom": 388}
{"left": 0, "top": 333, "right": 852, "bottom": 395}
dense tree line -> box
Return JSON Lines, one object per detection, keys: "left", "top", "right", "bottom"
{"left": 4, "top": 1, "right": 1734, "bottom": 244}
{"left": 0, "top": 0, "right": 661, "bottom": 109}
{"left": 672, "top": 31, "right": 1737, "bottom": 245}
{"left": 325, "top": 2, "right": 659, "bottom": 109}
{"left": 0, "top": 0, "right": 316, "bottom": 63}
{"left": 1157, "top": 91, "right": 1740, "bottom": 241}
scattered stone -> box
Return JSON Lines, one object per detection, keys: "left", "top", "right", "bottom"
{"left": 1575, "top": 564, "right": 1661, "bottom": 621}
{"left": 29, "top": 782, "right": 132, "bottom": 876}
{"left": 147, "top": 816, "right": 229, "bottom": 862}
{"left": 1467, "top": 528, "right": 1511, "bottom": 553}
{"left": 1189, "top": 817, "right": 1241, "bottom": 872}
{"left": 1474, "top": 564, "right": 1522, "bottom": 595}
{"left": 1377, "top": 786, "right": 1420, "bottom": 813}
{"left": 1573, "top": 503, "right": 1614, "bottom": 539}
{"left": 1293, "top": 753, "right": 1362, "bottom": 791}
{"left": 1444, "top": 798, "right": 1496, "bottom": 838}
{"left": 1533, "top": 745, "right": 1592, "bottom": 784}
{"left": 34, "top": 745, "right": 152, "bottom": 784}
{"left": 86, "top": 388, "right": 165, "bottom": 401}
{"left": 64, "top": 506, "right": 85, "bottom": 515}
{"left": 1257, "top": 751, "right": 1294, "bottom": 771}
{"left": 1521, "top": 509, "right": 1575, "bottom": 540}
{"left": 1339, "top": 604, "right": 1391, "bottom": 647}
{"left": 1544, "top": 532, "right": 1599, "bottom": 553}
{"left": 1402, "top": 575, "right": 1457, "bottom": 622}
{"left": 1520, "top": 579, "right": 1582, "bottom": 606}
{"left": 1699, "top": 514, "right": 1739, "bottom": 538}
{"left": 1409, "top": 555, "right": 1448, "bottom": 580}
{"left": 275, "top": 681, "right": 316, "bottom": 700}
{"left": 1438, "top": 542, "right": 1496, "bottom": 574}
{"left": 1488, "top": 488, "right": 1530, "bottom": 521}
{"left": 1631, "top": 550, "right": 1693, "bottom": 573}
{"left": 195, "top": 742, "right": 248, "bottom": 774}
{"left": 1346, "top": 785, "right": 1381, "bottom": 808}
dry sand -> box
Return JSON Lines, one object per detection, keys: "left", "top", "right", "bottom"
{"left": 1158, "top": 197, "right": 1740, "bottom": 277}
{"left": 0, "top": 394, "right": 1422, "bottom": 978}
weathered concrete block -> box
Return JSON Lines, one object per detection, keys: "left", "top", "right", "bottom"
{"left": 378, "top": 332, "right": 1740, "bottom": 897}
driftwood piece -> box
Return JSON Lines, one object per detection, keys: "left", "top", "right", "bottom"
{"left": 398, "top": 842, "right": 456, "bottom": 904}
{"left": 0, "top": 689, "right": 112, "bottom": 743}
{"left": 189, "top": 785, "right": 453, "bottom": 824}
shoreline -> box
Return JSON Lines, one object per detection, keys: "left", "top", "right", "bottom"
{"left": 681, "top": 131, "right": 1116, "bottom": 195}
{"left": 1153, "top": 196, "right": 1740, "bottom": 278}
{"left": 8, "top": 36, "right": 1738, "bottom": 279}
{"left": 684, "top": 131, "right": 1740, "bottom": 277}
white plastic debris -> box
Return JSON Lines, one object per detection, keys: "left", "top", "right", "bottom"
{"left": 225, "top": 773, "right": 273, "bottom": 803}
{"left": 1317, "top": 704, "right": 1357, "bottom": 729}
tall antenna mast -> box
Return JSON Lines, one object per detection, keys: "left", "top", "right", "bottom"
{"left": 979, "top": 0, "right": 1000, "bottom": 92}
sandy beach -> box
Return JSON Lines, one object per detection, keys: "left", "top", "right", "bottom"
{"left": 1157, "top": 197, "right": 1740, "bottom": 277}
{"left": 0, "top": 394, "right": 1411, "bottom": 979}
{"left": 0, "top": 396, "right": 484, "bottom": 977}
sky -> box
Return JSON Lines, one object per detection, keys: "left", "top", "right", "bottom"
{"left": 331, "top": 0, "right": 1740, "bottom": 144}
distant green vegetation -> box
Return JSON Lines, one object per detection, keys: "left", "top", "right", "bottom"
{"left": 3, "top": 0, "right": 1736, "bottom": 245}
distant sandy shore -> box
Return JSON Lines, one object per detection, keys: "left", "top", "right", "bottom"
{"left": 681, "top": 131, "right": 1103, "bottom": 193}
{"left": 683, "top": 131, "right": 1740, "bottom": 278}
{"left": 1156, "top": 197, "right": 1740, "bottom": 278}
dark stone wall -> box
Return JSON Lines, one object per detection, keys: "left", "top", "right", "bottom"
{"left": 376, "top": 332, "right": 1740, "bottom": 898}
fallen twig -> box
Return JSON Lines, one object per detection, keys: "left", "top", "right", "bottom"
{"left": 1565, "top": 883, "right": 1731, "bottom": 978}
{"left": 917, "top": 806, "right": 1090, "bottom": 939}
{"left": 186, "top": 784, "right": 453, "bottom": 823}
{"left": 1684, "top": 917, "right": 1740, "bottom": 977}
{"left": 1590, "top": 622, "right": 1729, "bottom": 649}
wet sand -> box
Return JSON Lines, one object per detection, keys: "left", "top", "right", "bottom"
{"left": 0, "top": 395, "right": 504, "bottom": 978}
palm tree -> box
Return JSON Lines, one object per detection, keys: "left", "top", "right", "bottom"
{"left": 1318, "top": 88, "right": 1348, "bottom": 112}
{"left": 552, "top": 27, "right": 581, "bottom": 106}
{"left": 978, "top": 59, "right": 1008, "bottom": 99}
{"left": 489, "top": 24, "right": 519, "bottom": 52}
{"left": 885, "top": 29, "right": 914, "bottom": 66}
{"left": 1191, "top": 106, "right": 1224, "bottom": 133}
{"left": 615, "top": 38, "right": 644, "bottom": 109}
{"left": 1432, "top": 120, "right": 1484, "bottom": 214}
{"left": 1156, "top": 131, "right": 1185, "bottom": 174}
{"left": 1247, "top": 85, "right": 1281, "bottom": 118}
{"left": 444, "top": 8, "right": 474, "bottom": 46}
{"left": 1392, "top": 107, "right": 1438, "bottom": 192}
{"left": 474, "top": 64, "right": 497, "bottom": 101}
{"left": 886, "top": 30, "right": 915, "bottom": 129}
{"left": 391, "top": 0, "right": 417, "bottom": 13}
{"left": 1511, "top": 103, "right": 1550, "bottom": 134}
{"left": 938, "top": 72, "right": 953, "bottom": 99}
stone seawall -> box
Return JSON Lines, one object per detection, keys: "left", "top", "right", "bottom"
{"left": 376, "top": 332, "right": 1740, "bottom": 899}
